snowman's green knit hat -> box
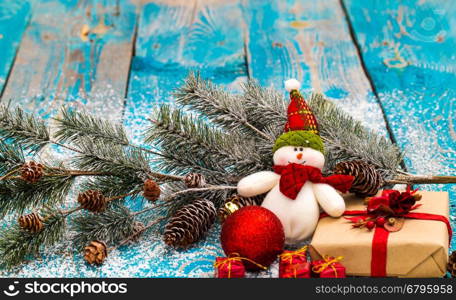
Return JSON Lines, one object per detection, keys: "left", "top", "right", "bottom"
{"left": 273, "top": 130, "right": 324, "bottom": 153}
{"left": 272, "top": 79, "right": 325, "bottom": 154}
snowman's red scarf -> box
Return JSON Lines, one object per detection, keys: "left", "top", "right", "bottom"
{"left": 273, "top": 164, "right": 354, "bottom": 200}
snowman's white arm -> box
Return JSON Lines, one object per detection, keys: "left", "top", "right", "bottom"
{"left": 312, "top": 183, "right": 346, "bottom": 217}
{"left": 237, "top": 171, "right": 280, "bottom": 197}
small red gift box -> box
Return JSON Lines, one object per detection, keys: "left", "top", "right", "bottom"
{"left": 312, "top": 256, "right": 345, "bottom": 278}
{"left": 214, "top": 257, "right": 245, "bottom": 278}
{"left": 279, "top": 247, "right": 311, "bottom": 278}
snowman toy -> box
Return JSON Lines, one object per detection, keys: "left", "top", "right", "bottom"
{"left": 237, "top": 79, "right": 354, "bottom": 245}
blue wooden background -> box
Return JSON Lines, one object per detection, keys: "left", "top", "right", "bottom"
{"left": 0, "top": 0, "right": 454, "bottom": 277}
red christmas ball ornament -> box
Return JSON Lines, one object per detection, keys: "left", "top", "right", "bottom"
{"left": 220, "top": 206, "right": 285, "bottom": 270}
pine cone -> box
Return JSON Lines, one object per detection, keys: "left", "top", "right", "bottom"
{"left": 448, "top": 251, "right": 456, "bottom": 278}
{"left": 83, "top": 240, "right": 108, "bottom": 265}
{"left": 184, "top": 173, "right": 206, "bottom": 188}
{"left": 334, "top": 160, "right": 384, "bottom": 196}
{"left": 77, "top": 190, "right": 107, "bottom": 213}
{"left": 218, "top": 194, "right": 263, "bottom": 222}
{"left": 18, "top": 212, "right": 44, "bottom": 233}
{"left": 164, "top": 198, "right": 216, "bottom": 248}
{"left": 143, "top": 179, "right": 160, "bottom": 202}
{"left": 20, "top": 161, "right": 44, "bottom": 183}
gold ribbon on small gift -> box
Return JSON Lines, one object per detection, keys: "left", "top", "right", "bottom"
{"left": 278, "top": 246, "right": 308, "bottom": 278}
{"left": 312, "top": 255, "right": 344, "bottom": 278}
{"left": 278, "top": 246, "right": 308, "bottom": 264}
{"left": 214, "top": 253, "right": 267, "bottom": 278}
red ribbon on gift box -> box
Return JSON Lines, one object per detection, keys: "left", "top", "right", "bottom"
{"left": 320, "top": 188, "right": 452, "bottom": 277}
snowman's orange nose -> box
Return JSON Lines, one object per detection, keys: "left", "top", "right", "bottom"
{"left": 296, "top": 153, "right": 303, "bottom": 160}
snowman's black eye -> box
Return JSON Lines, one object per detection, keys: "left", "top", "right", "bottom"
{"left": 299, "top": 147, "right": 303, "bottom": 151}
{"left": 294, "top": 147, "right": 297, "bottom": 151}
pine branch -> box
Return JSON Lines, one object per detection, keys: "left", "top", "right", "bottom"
{"left": 146, "top": 106, "right": 227, "bottom": 173}
{"left": 71, "top": 203, "right": 137, "bottom": 250}
{"left": 160, "top": 181, "right": 234, "bottom": 216}
{"left": 1, "top": 163, "right": 115, "bottom": 182}
{"left": 163, "top": 185, "right": 236, "bottom": 203}
{"left": 306, "top": 93, "right": 403, "bottom": 178}
{"left": 73, "top": 138, "right": 151, "bottom": 177}
{"left": 0, "top": 207, "right": 66, "bottom": 269}
{"left": 54, "top": 108, "right": 162, "bottom": 158}
{"left": 54, "top": 108, "right": 129, "bottom": 146}
{"left": 82, "top": 176, "right": 144, "bottom": 198}
{"left": 0, "top": 141, "right": 25, "bottom": 175}
{"left": 150, "top": 148, "right": 232, "bottom": 184}
{"left": 0, "top": 104, "right": 50, "bottom": 152}
{"left": 386, "top": 174, "right": 456, "bottom": 185}
{"left": 0, "top": 169, "right": 75, "bottom": 216}
{"left": 0, "top": 159, "right": 125, "bottom": 215}
{"left": 174, "top": 72, "right": 271, "bottom": 140}
{"left": 146, "top": 105, "right": 264, "bottom": 179}
{"left": 241, "top": 82, "right": 288, "bottom": 166}
{"left": 242, "top": 80, "right": 287, "bottom": 131}
{"left": 110, "top": 217, "right": 165, "bottom": 250}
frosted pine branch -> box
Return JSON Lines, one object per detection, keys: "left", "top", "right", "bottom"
{"left": 71, "top": 203, "right": 136, "bottom": 250}
{"left": 73, "top": 137, "right": 151, "bottom": 177}
{"left": 0, "top": 104, "right": 50, "bottom": 152}
{"left": 0, "top": 170, "right": 75, "bottom": 216}
{"left": 307, "top": 93, "right": 403, "bottom": 178}
{"left": 174, "top": 72, "right": 271, "bottom": 140}
{"left": 146, "top": 105, "right": 264, "bottom": 179}
{"left": 242, "top": 81, "right": 287, "bottom": 131}
{"left": 0, "top": 207, "right": 66, "bottom": 269}
{"left": 54, "top": 108, "right": 129, "bottom": 146}
{"left": 0, "top": 141, "right": 25, "bottom": 175}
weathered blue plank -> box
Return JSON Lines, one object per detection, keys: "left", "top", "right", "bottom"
{"left": 0, "top": 0, "right": 143, "bottom": 278}
{"left": 1, "top": 0, "right": 137, "bottom": 121}
{"left": 344, "top": 0, "right": 456, "bottom": 249}
{"left": 242, "top": 0, "right": 389, "bottom": 135}
{"left": 121, "top": 0, "right": 248, "bottom": 277}
{"left": 0, "top": 0, "right": 30, "bottom": 93}
{"left": 124, "top": 0, "right": 247, "bottom": 144}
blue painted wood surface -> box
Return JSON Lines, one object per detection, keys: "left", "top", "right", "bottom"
{"left": 0, "top": 0, "right": 454, "bottom": 277}
{"left": 344, "top": 0, "right": 456, "bottom": 249}
{"left": 124, "top": 0, "right": 247, "bottom": 143}
{"left": 0, "top": 0, "right": 30, "bottom": 93}
{"left": 1, "top": 0, "right": 136, "bottom": 120}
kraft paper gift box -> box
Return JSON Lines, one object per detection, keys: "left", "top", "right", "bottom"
{"left": 310, "top": 191, "right": 451, "bottom": 277}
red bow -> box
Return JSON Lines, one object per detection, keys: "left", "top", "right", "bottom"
{"left": 346, "top": 186, "right": 422, "bottom": 229}
{"left": 273, "top": 164, "right": 354, "bottom": 200}
{"left": 367, "top": 186, "right": 422, "bottom": 216}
